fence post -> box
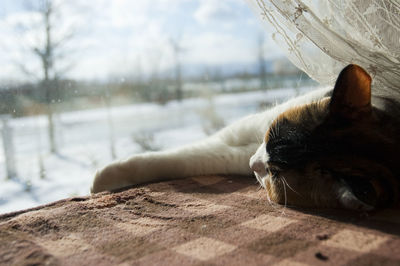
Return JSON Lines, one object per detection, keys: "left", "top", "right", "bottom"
{"left": 1, "top": 115, "right": 17, "bottom": 180}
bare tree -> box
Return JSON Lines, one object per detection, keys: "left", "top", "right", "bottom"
{"left": 170, "top": 38, "right": 184, "bottom": 101}
{"left": 258, "top": 33, "right": 267, "bottom": 90}
{"left": 18, "top": 0, "right": 77, "bottom": 153}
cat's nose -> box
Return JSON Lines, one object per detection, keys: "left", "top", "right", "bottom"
{"left": 249, "top": 155, "right": 265, "bottom": 173}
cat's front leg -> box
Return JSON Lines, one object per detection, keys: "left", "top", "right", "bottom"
{"left": 91, "top": 138, "right": 257, "bottom": 193}
{"left": 91, "top": 148, "right": 207, "bottom": 193}
{"left": 91, "top": 154, "right": 161, "bottom": 193}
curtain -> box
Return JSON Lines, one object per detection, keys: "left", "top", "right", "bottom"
{"left": 247, "top": 0, "right": 400, "bottom": 97}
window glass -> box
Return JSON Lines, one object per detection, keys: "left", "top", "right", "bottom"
{"left": 0, "top": 0, "right": 317, "bottom": 214}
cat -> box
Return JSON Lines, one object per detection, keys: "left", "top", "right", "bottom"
{"left": 91, "top": 64, "right": 400, "bottom": 211}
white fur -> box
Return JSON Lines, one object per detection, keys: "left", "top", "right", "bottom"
{"left": 91, "top": 87, "right": 331, "bottom": 193}
{"left": 249, "top": 142, "right": 269, "bottom": 188}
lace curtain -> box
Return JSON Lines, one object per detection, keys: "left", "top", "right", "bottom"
{"left": 247, "top": 0, "right": 400, "bottom": 97}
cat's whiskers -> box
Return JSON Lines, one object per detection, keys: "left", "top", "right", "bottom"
{"left": 263, "top": 185, "right": 282, "bottom": 212}
{"left": 262, "top": 171, "right": 286, "bottom": 213}
{"left": 266, "top": 168, "right": 288, "bottom": 216}
{"left": 280, "top": 178, "right": 287, "bottom": 215}
{"left": 281, "top": 175, "right": 302, "bottom": 197}
{"left": 260, "top": 175, "right": 274, "bottom": 205}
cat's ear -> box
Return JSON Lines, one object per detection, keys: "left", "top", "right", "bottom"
{"left": 329, "top": 64, "right": 372, "bottom": 119}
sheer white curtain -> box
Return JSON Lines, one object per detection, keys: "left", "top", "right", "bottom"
{"left": 247, "top": 0, "right": 400, "bottom": 97}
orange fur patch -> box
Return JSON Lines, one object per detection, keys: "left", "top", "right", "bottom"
{"left": 264, "top": 99, "right": 330, "bottom": 143}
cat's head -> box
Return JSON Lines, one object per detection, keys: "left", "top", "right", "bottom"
{"left": 250, "top": 64, "right": 400, "bottom": 210}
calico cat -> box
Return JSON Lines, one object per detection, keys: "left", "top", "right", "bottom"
{"left": 92, "top": 64, "right": 400, "bottom": 210}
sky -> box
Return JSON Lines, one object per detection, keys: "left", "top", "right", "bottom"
{"left": 0, "top": 0, "right": 284, "bottom": 83}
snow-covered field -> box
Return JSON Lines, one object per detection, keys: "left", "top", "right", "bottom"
{"left": 0, "top": 87, "right": 316, "bottom": 214}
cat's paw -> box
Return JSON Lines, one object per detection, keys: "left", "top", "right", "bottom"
{"left": 91, "top": 161, "right": 140, "bottom": 193}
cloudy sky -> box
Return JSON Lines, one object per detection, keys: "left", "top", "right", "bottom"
{"left": 0, "top": 0, "right": 283, "bottom": 83}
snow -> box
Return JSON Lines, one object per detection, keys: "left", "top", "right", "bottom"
{"left": 0, "top": 86, "right": 317, "bottom": 214}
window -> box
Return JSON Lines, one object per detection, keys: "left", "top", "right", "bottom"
{"left": 0, "top": 0, "right": 317, "bottom": 214}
